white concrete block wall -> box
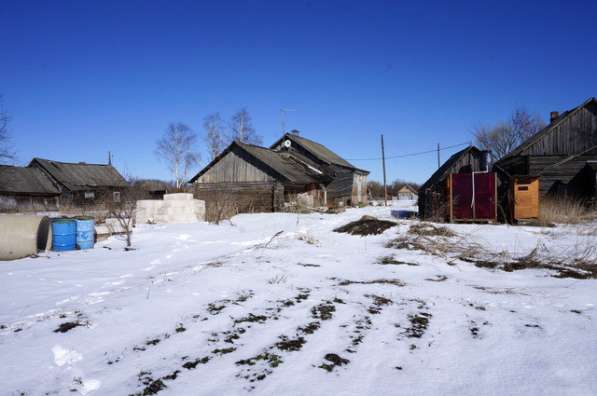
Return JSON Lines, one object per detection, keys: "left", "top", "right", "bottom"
{"left": 135, "top": 194, "right": 206, "bottom": 224}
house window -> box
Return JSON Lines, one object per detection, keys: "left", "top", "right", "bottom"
{"left": 113, "top": 191, "right": 121, "bottom": 202}
{"left": 84, "top": 191, "right": 95, "bottom": 200}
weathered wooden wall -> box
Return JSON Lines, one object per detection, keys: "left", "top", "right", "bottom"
{"left": 197, "top": 148, "right": 274, "bottom": 183}
{"left": 519, "top": 104, "right": 597, "bottom": 156}
{"left": 326, "top": 165, "right": 355, "bottom": 206}
{"left": 0, "top": 194, "right": 59, "bottom": 213}
{"left": 194, "top": 181, "right": 283, "bottom": 222}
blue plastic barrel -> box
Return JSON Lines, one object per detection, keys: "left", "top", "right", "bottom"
{"left": 75, "top": 218, "right": 95, "bottom": 250}
{"left": 51, "top": 219, "right": 77, "bottom": 251}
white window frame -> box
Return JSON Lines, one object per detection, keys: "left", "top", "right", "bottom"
{"left": 113, "top": 191, "right": 121, "bottom": 202}
{"left": 84, "top": 191, "right": 95, "bottom": 200}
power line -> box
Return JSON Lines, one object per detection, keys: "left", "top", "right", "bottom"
{"left": 345, "top": 141, "right": 470, "bottom": 161}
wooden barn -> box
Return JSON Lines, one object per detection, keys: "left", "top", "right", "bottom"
{"left": 29, "top": 158, "right": 127, "bottom": 211}
{"left": 494, "top": 97, "right": 597, "bottom": 217}
{"left": 418, "top": 146, "right": 491, "bottom": 220}
{"left": 190, "top": 133, "right": 369, "bottom": 221}
{"left": 0, "top": 165, "right": 61, "bottom": 212}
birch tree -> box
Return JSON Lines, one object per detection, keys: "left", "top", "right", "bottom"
{"left": 155, "top": 123, "right": 201, "bottom": 188}
{"left": 0, "top": 96, "right": 15, "bottom": 164}
{"left": 203, "top": 112, "right": 225, "bottom": 160}
{"left": 229, "top": 108, "right": 262, "bottom": 145}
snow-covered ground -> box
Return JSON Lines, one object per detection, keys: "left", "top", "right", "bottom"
{"left": 2, "top": 202, "right": 597, "bottom": 396}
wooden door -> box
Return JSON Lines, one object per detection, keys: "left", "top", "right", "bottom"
{"left": 514, "top": 177, "right": 539, "bottom": 220}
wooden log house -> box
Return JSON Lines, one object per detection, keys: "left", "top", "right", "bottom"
{"left": 190, "top": 133, "right": 369, "bottom": 221}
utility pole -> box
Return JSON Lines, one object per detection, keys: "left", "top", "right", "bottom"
{"left": 437, "top": 143, "right": 440, "bottom": 169}
{"left": 381, "top": 134, "right": 388, "bottom": 206}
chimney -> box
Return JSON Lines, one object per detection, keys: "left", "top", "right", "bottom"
{"left": 550, "top": 111, "right": 559, "bottom": 124}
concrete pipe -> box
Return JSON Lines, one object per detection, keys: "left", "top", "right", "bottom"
{"left": 0, "top": 215, "right": 52, "bottom": 260}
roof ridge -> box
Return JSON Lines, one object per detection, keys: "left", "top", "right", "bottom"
{"left": 33, "top": 157, "right": 112, "bottom": 167}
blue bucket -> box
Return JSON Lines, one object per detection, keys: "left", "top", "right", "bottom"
{"left": 75, "top": 218, "right": 95, "bottom": 250}
{"left": 52, "top": 219, "right": 77, "bottom": 251}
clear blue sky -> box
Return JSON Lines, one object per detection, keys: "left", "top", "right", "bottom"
{"left": 2, "top": 0, "right": 596, "bottom": 183}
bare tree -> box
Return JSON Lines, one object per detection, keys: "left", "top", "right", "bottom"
{"left": 203, "top": 113, "right": 225, "bottom": 160}
{"left": 107, "top": 183, "right": 146, "bottom": 249}
{"left": 155, "top": 123, "right": 201, "bottom": 188}
{"left": 474, "top": 108, "right": 546, "bottom": 159}
{"left": 229, "top": 107, "right": 262, "bottom": 145}
{"left": 0, "top": 96, "right": 15, "bottom": 164}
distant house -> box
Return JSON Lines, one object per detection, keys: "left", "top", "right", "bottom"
{"left": 494, "top": 97, "right": 597, "bottom": 202}
{"left": 28, "top": 158, "right": 127, "bottom": 210}
{"left": 190, "top": 133, "right": 369, "bottom": 220}
{"left": 397, "top": 185, "right": 418, "bottom": 200}
{"left": 418, "top": 146, "right": 490, "bottom": 220}
{"left": 0, "top": 165, "right": 60, "bottom": 212}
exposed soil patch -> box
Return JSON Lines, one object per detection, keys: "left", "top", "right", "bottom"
{"left": 298, "top": 321, "right": 321, "bottom": 335}
{"left": 402, "top": 312, "right": 432, "bottom": 338}
{"left": 377, "top": 255, "right": 418, "bottom": 266}
{"left": 275, "top": 336, "right": 306, "bottom": 352}
{"left": 469, "top": 320, "right": 490, "bottom": 339}
{"left": 366, "top": 294, "right": 393, "bottom": 314}
{"left": 54, "top": 321, "right": 85, "bottom": 333}
{"left": 212, "top": 347, "right": 236, "bottom": 355}
{"left": 425, "top": 275, "right": 448, "bottom": 282}
{"left": 334, "top": 216, "right": 396, "bottom": 236}
{"left": 337, "top": 278, "right": 405, "bottom": 287}
{"left": 182, "top": 356, "right": 210, "bottom": 370}
{"left": 311, "top": 301, "right": 336, "bottom": 320}
{"left": 297, "top": 263, "right": 321, "bottom": 267}
{"left": 319, "top": 353, "right": 350, "bottom": 372}
{"left": 234, "top": 314, "right": 267, "bottom": 325}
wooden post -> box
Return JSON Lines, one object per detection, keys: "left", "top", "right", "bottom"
{"left": 381, "top": 134, "right": 387, "bottom": 206}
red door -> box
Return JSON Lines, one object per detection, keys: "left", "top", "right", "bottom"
{"left": 451, "top": 173, "right": 496, "bottom": 221}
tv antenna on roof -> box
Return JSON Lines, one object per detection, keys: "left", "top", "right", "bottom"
{"left": 280, "top": 108, "right": 296, "bottom": 134}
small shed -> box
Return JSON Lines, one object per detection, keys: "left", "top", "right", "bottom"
{"left": 418, "top": 146, "right": 490, "bottom": 220}
{"left": 397, "top": 185, "right": 418, "bottom": 200}
{"left": 0, "top": 165, "right": 60, "bottom": 212}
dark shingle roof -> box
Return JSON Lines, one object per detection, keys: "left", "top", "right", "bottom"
{"left": 30, "top": 158, "right": 127, "bottom": 191}
{"left": 271, "top": 133, "right": 368, "bottom": 173}
{"left": 0, "top": 165, "right": 60, "bottom": 195}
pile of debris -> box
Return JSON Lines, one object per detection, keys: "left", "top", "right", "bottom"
{"left": 334, "top": 215, "right": 397, "bottom": 236}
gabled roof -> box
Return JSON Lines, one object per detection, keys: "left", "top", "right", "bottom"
{"left": 30, "top": 158, "right": 127, "bottom": 191}
{"left": 0, "top": 165, "right": 60, "bottom": 195}
{"left": 271, "top": 133, "right": 368, "bottom": 173}
{"left": 189, "top": 141, "right": 326, "bottom": 185}
{"left": 420, "top": 146, "right": 482, "bottom": 191}
{"left": 398, "top": 184, "right": 418, "bottom": 194}
{"left": 500, "top": 97, "right": 597, "bottom": 160}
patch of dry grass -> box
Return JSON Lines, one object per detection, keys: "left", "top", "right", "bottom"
{"left": 539, "top": 198, "right": 590, "bottom": 225}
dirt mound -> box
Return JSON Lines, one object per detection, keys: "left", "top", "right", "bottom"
{"left": 334, "top": 216, "right": 396, "bottom": 236}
